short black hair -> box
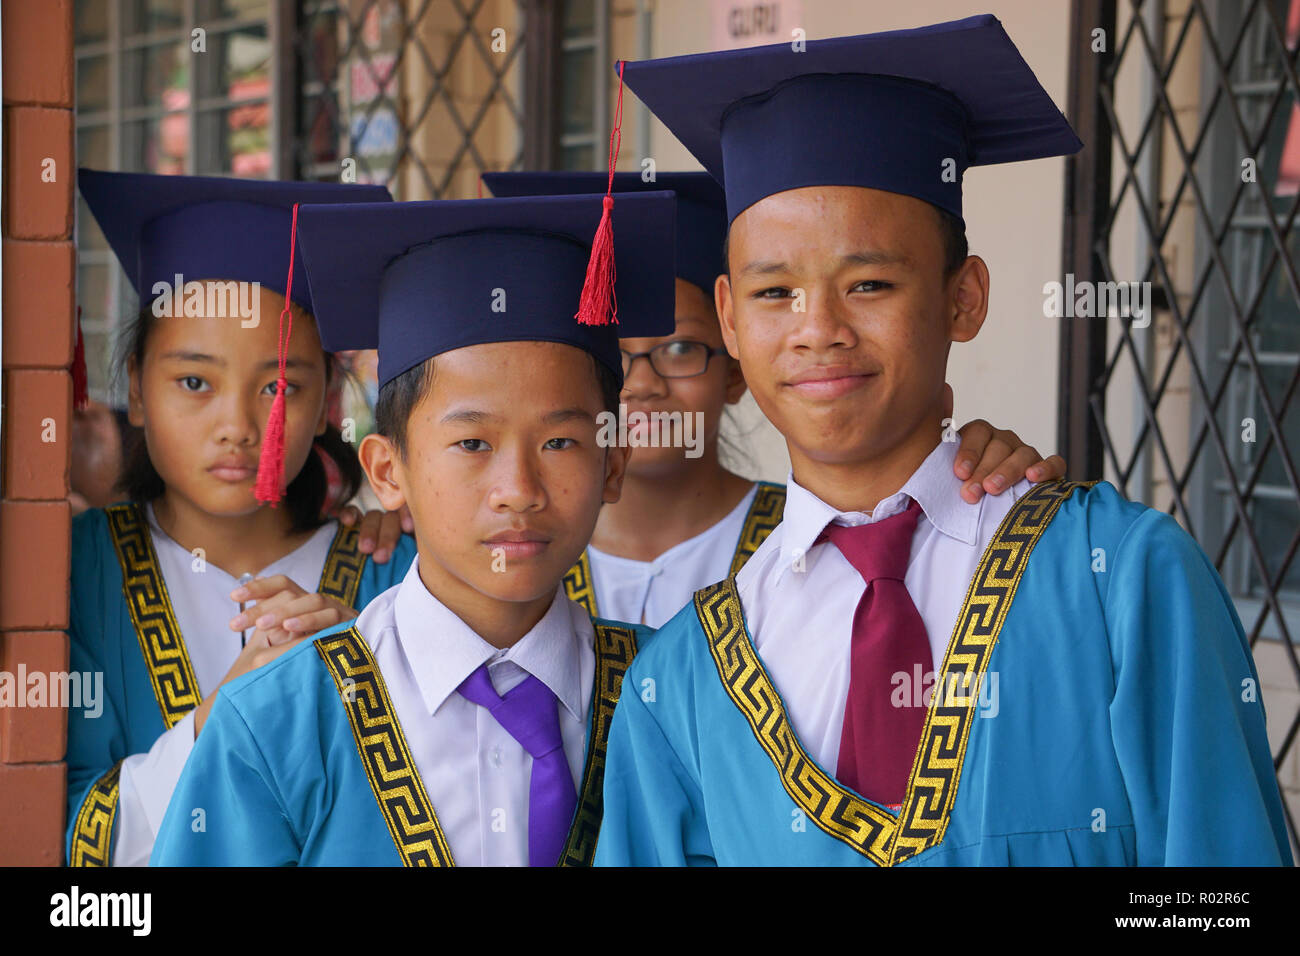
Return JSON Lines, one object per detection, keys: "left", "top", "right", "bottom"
{"left": 115, "top": 306, "right": 362, "bottom": 532}
{"left": 375, "top": 350, "right": 623, "bottom": 459}
{"left": 721, "top": 201, "right": 969, "bottom": 278}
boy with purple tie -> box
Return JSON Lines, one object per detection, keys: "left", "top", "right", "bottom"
{"left": 151, "top": 192, "right": 676, "bottom": 865}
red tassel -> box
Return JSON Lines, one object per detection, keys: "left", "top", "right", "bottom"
{"left": 575, "top": 61, "right": 627, "bottom": 328}
{"left": 575, "top": 196, "right": 617, "bottom": 327}
{"left": 254, "top": 380, "right": 288, "bottom": 505}
{"left": 72, "top": 306, "right": 89, "bottom": 411}
{"left": 254, "top": 203, "right": 300, "bottom": 507}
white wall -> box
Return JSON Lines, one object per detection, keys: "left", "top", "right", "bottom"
{"left": 641, "top": 0, "right": 1074, "bottom": 481}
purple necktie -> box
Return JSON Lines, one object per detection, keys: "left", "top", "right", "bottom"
{"left": 457, "top": 663, "right": 577, "bottom": 866}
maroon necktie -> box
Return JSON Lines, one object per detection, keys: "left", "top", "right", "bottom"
{"left": 818, "top": 498, "right": 931, "bottom": 809}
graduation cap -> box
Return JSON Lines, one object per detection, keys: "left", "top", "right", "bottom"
{"left": 618, "top": 14, "right": 1083, "bottom": 225}
{"left": 294, "top": 192, "right": 677, "bottom": 391}
{"left": 78, "top": 169, "right": 393, "bottom": 506}
{"left": 77, "top": 168, "right": 392, "bottom": 315}
{"left": 481, "top": 171, "right": 726, "bottom": 298}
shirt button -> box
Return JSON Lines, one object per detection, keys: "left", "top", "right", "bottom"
{"left": 491, "top": 747, "right": 502, "bottom": 768}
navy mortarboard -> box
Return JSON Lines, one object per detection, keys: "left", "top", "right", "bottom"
{"left": 294, "top": 193, "right": 677, "bottom": 390}
{"left": 481, "top": 171, "right": 726, "bottom": 298}
{"left": 618, "top": 13, "right": 1083, "bottom": 225}
{"left": 77, "top": 168, "right": 393, "bottom": 315}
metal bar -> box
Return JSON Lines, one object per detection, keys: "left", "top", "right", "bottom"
{"left": 1059, "top": 0, "right": 1117, "bottom": 480}
{"left": 521, "top": 0, "right": 561, "bottom": 170}
{"left": 271, "top": 0, "right": 298, "bottom": 180}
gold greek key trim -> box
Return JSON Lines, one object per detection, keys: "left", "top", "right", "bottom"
{"left": 316, "top": 627, "right": 454, "bottom": 866}
{"left": 559, "top": 622, "right": 639, "bottom": 866}
{"left": 106, "top": 504, "right": 201, "bottom": 729}
{"left": 563, "top": 549, "right": 599, "bottom": 619}
{"left": 108, "top": 507, "right": 369, "bottom": 730}
{"left": 319, "top": 524, "right": 369, "bottom": 608}
{"left": 728, "top": 482, "right": 787, "bottom": 577}
{"left": 696, "top": 479, "right": 1093, "bottom": 865}
{"left": 69, "top": 759, "right": 124, "bottom": 867}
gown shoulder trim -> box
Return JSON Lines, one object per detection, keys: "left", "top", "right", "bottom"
{"left": 69, "top": 758, "right": 124, "bottom": 867}
{"left": 314, "top": 626, "right": 455, "bottom": 866}
{"left": 318, "top": 522, "right": 369, "bottom": 609}
{"left": 106, "top": 502, "right": 202, "bottom": 729}
{"left": 559, "top": 621, "right": 640, "bottom": 866}
{"left": 728, "top": 481, "right": 787, "bottom": 578}
{"left": 563, "top": 549, "right": 599, "bottom": 619}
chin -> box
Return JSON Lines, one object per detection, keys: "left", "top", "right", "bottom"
{"left": 626, "top": 446, "right": 696, "bottom": 479}
{"left": 191, "top": 485, "right": 264, "bottom": 517}
{"left": 474, "top": 571, "right": 563, "bottom": 605}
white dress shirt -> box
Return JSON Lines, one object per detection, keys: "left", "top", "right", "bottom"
{"left": 112, "top": 505, "right": 338, "bottom": 866}
{"left": 587, "top": 482, "right": 759, "bottom": 627}
{"left": 355, "top": 554, "right": 594, "bottom": 866}
{"left": 733, "top": 438, "right": 1029, "bottom": 778}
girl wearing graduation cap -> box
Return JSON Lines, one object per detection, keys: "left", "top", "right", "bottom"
{"left": 66, "top": 170, "right": 418, "bottom": 867}
{"left": 483, "top": 171, "right": 1067, "bottom": 628}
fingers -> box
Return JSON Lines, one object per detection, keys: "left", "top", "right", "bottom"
{"left": 961, "top": 430, "right": 1019, "bottom": 502}
{"left": 337, "top": 504, "right": 361, "bottom": 527}
{"left": 1026, "top": 453, "right": 1068, "bottom": 483}
{"left": 968, "top": 443, "right": 1049, "bottom": 501}
{"left": 230, "top": 574, "right": 301, "bottom": 603}
{"left": 354, "top": 509, "right": 384, "bottom": 556}
{"left": 367, "top": 510, "right": 405, "bottom": 564}
{"left": 952, "top": 419, "right": 994, "bottom": 482}
{"left": 249, "top": 593, "right": 355, "bottom": 644}
{"left": 398, "top": 504, "right": 414, "bottom": 534}
{"left": 277, "top": 605, "right": 355, "bottom": 640}
{"left": 229, "top": 587, "right": 295, "bottom": 632}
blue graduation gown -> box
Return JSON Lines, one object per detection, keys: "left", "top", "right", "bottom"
{"left": 149, "top": 617, "right": 650, "bottom": 865}
{"left": 65, "top": 502, "right": 418, "bottom": 866}
{"left": 594, "top": 480, "right": 1294, "bottom": 866}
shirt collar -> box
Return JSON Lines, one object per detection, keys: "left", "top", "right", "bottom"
{"left": 393, "top": 554, "right": 587, "bottom": 720}
{"left": 780, "top": 439, "right": 982, "bottom": 578}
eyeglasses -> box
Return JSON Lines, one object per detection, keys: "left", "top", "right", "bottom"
{"left": 621, "top": 340, "right": 729, "bottom": 379}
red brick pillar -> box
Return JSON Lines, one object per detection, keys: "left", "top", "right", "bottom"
{"left": 0, "top": 0, "right": 76, "bottom": 866}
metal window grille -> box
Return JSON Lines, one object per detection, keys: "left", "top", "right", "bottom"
{"left": 75, "top": 0, "right": 276, "bottom": 404}
{"left": 1064, "top": 0, "right": 1300, "bottom": 854}
{"left": 288, "top": 0, "right": 544, "bottom": 197}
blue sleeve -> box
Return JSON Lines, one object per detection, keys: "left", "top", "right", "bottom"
{"left": 595, "top": 674, "right": 715, "bottom": 867}
{"left": 1105, "top": 509, "right": 1294, "bottom": 866}
{"left": 65, "top": 510, "right": 127, "bottom": 864}
{"left": 150, "top": 691, "right": 300, "bottom": 866}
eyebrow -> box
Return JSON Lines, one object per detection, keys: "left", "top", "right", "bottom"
{"left": 738, "top": 249, "right": 911, "bottom": 276}
{"left": 440, "top": 407, "right": 596, "bottom": 426}
{"left": 542, "top": 408, "right": 596, "bottom": 425}
{"left": 158, "top": 351, "right": 314, "bottom": 371}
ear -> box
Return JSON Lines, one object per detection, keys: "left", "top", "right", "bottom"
{"left": 127, "top": 354, "right": 145, "bottom": 428}
{"left": 600, "top": 444, "right": 632, "bottom": 505}
{"left": 949, "top": 254, "right": 990, "bottom": 344}
{"left": 358, "top": 433, "right": 408, "bottom": 513}
{"left": 715, "top": 273, "right": 740, "bottom": 360}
